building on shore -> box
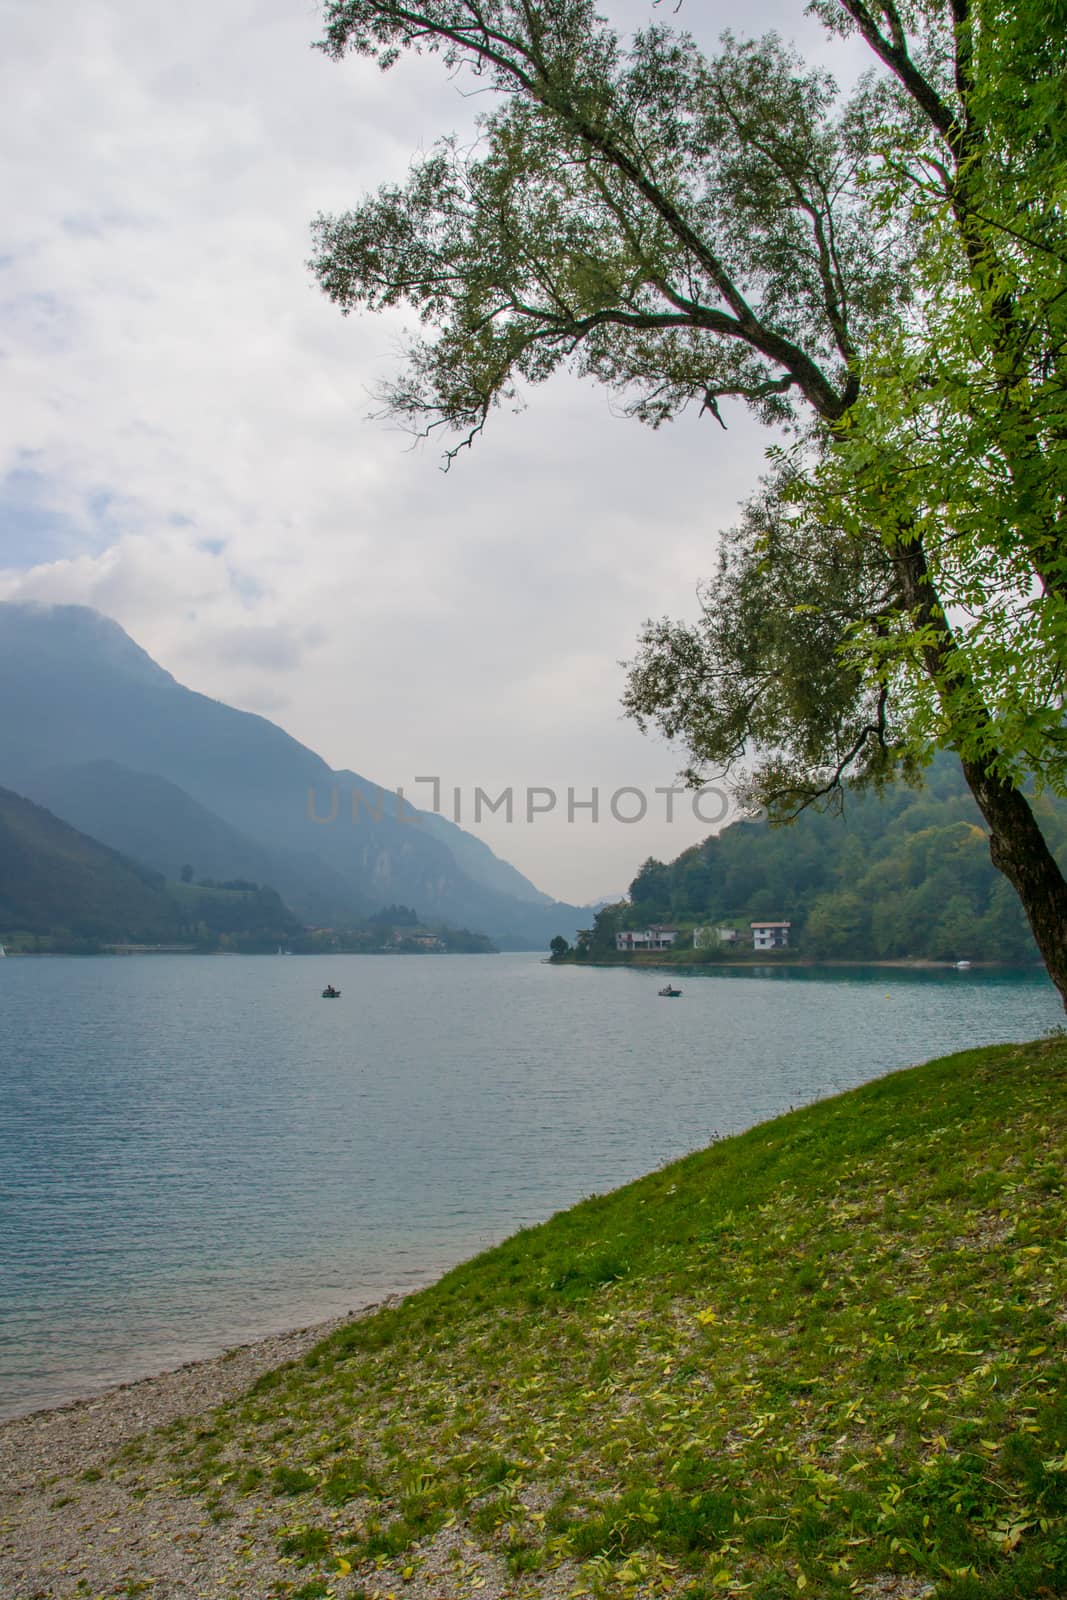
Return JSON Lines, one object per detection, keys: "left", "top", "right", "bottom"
{"left": 693, "top": 925, "right": 740, "bottom": 950}
{"left": 750, "top": 920, "right": 791, "bottom": 951}
{"left": 616, "top": 925, "right": 679, "bottom": 952}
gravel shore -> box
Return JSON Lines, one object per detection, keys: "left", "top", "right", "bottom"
{"left": 0, "top": 1311, "right": 364, "bottom": 1492}
{"left": 0, "top": 1307, "right": 382, "bottom": 1599}
{"left": 0, "top": 1303, "right": 548, "bottom": 1600}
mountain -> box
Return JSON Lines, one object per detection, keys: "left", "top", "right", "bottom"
{"left": 0, "top": 784, "right": 183, "bottom": 942}
{"left": 17, "top": 759, "right": 360, "bottom": 925}
{"left": 0, "top": 782, "right": 304, "bottom": 948}
{"left": 417, "top": 810, "right": 553, "bottom": 905}
{"left": 0, "top": 603, "right": 584, "bottom": 946}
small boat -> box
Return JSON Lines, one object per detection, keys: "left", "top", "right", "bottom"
{"left": 658, "top": 984, "right": 682, "bottom": 998}
{"left": 953, "top": 960, "right": 972, "bottom": 970}
{"left": 0, "top": 943, "right": 5, "bottom": 958}
{"left": 321, "top": 985, "right": 341, "bottom": 998}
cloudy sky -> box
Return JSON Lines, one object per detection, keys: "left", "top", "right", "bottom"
{"left": 0, "top": 0, "right": 866, "bottom": 904}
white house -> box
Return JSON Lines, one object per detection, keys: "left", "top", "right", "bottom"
{"left": 751, "top": 920, "right": 791, "bottom": 950}
{"left": 616, "top": 926, "right": 679, "bottom": 952}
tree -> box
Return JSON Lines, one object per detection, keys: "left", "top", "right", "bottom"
{"left": 804, "top": 889, "right": 868, "bottom": 958}
{"left": 628, "top": 857, "right": 671, "bottom": 923}
{"left": 589, "top": 901, "right": 624, "bottom": 955}
{"left": 312, "top": 4, "right": 896, "bottom": 447}
{"left": 310, "top": 0, "right": 1067, "bottom": 1002}
{"left": 549, "top": 933, "right": 571, "bottom": 958}
{"left": 180, "top": 863, "right": 194, "bottom": 884}
{"left": 370, "top": 903, "right": 419, "bottom": 926}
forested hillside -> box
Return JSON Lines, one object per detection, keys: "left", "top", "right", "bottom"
{"left": 599, "top": 759, "right": 1067, "bottom": 962}
{"left": 0, "top": 787, "right": 303, "bottom": 951}
{"left": 0, "top": 786, "right": 184, "bottom": 945}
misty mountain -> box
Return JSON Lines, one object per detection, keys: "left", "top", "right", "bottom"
{"left": 416, "top": 810, "right": 553, "bottom": 906}
{"left": 0, "top": 782, "right": 303, "bottom": 948}
{"left": 0, "top": 783, "right": 183, "bottom": 942}
{"left": 18, "top": 759, "right": 362, "bottom": 925}
{"left": 0, "top": 603, "right": 584, "bottom": 945}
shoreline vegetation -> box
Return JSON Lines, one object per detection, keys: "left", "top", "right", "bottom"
{"left": 549, "top": 759, "right": 1067, "bottom": 972}
{"left": 2, "top": 1038, "right": 1064, "bottom": 1599}
{"left": 0, "top": 906, "right": 499, "bottom": 957}
{"left": 1, "top": 944, "right": 499, "bottom": 957}
{"left": 548, "top": 952, "right": 1045, "bottom": 972}
{"left": 5, "top": 946, "right": 1039, "bottom": 967}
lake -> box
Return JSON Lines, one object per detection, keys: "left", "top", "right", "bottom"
{"left": 0, "top": 952, "right": 1060, "bottom": 1420}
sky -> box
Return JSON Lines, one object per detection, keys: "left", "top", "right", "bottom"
{"left": 0, "top": 0, "right": 867, "bottom": 904}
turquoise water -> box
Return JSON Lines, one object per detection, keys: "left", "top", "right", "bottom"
{"left": 0, "top": 953, "right": 1060, "bottom": 1419}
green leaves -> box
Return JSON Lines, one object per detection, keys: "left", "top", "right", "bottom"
{"left": 311, "top": 0, "right": 1067, "bottom": 992}
{"left": 311, "top": 10, "right": 906, "bottom": 451}
{"left": 623, "top": 457, "right": 909, "bottom": 817}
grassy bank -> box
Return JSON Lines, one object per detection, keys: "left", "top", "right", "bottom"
{"left": 128, "top": 1039, "right": 1065, "bottom": 1600}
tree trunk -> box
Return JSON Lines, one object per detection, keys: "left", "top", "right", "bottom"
{"left": 959, "top": 756, "right": 1067, "bottom": 1009}
{"left": 895, "top": 536, "right": 1067, "bottom": 1007}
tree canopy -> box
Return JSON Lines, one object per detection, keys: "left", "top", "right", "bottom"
{"left": 312, "top": 1, "right": 908, "bottom": 450}
{"left": 310, "top": 0, "right": 1067, "bottom": 1002}
{"left": 618, "top": 755, "right": 1063, "bottom": 963}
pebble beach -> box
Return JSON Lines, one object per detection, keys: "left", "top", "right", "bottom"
{"left": 0, "top": 1302, "right": 562, "bottom": 1600}
{"left": 0, "top": 1308, "right": 412, "bottom": 1599}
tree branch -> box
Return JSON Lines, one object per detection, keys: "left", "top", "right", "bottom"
{"left": 833, "top": 0, "right": 960, "bottom": 149}
{"left": 760, "top": 685, "right": 889, "bottom": 816}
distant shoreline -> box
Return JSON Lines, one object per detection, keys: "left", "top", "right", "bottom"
{"left": 0, "top": 946, "right": 503, "bottom": 958}
{"left": 551, "top": 955, "right": 1043, "bottom": 972}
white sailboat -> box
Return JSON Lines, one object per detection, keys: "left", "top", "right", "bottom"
{"left": 0, "top": 944, "right": 6, "bottom": 957}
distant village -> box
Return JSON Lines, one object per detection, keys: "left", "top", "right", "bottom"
{"left": 614, "top": 921, "right": 792, "bottom": 953}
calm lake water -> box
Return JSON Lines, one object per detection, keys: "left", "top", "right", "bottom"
{"left": 0, "top": 952, "right": 1060, "bottom": 1419}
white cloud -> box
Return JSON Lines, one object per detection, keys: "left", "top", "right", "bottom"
{"left": 0, "top": 0, "right": 862, "bottom": 901}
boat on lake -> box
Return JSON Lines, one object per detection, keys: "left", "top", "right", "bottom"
{"left": 953, "top": 960, "right": 972, "bottom": 970}
{"left": 658, "top": 984, "right": 682, "bottom": 997}
{"left": 321, "top": 984, "right": 341, "bottom": 998}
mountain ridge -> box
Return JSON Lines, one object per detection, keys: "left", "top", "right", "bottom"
{"left": 0, "top": 780, "right": 311, "bottom": 948}
{"left": 0, "top": 602, "right": 585, "bottom": 946}
{"left": 0, "top": 782, "right": 184, "bottom": 943}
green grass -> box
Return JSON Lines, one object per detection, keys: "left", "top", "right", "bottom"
{"left": 150, "top": 1038, "right": 1066, "bottom": 1599}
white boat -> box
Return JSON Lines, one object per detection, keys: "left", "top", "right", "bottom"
{"left": 0, "top": 943, "right": 6, "bottom": 958}
{"left": 953, "top": 959, "right": 972, "bottom": 970}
